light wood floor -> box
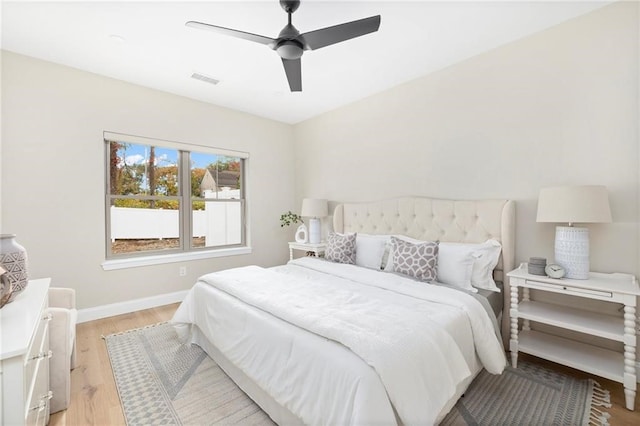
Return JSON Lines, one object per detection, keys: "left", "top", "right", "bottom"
{"left": 50, "top": 303, "right": 640, "bottom": 426}
{"left": 49, "top": 303, "right": 179, "bottom": 426}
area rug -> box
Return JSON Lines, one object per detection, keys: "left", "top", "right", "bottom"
{"left": 105, "top": 322, "right": 611, "bottom": 425}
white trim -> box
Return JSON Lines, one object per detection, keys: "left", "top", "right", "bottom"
{"left": 103, "top": 131, "right": 250, "bottom": 159}
{"left": 102, "top": 246, "right": 252, "bottom": 270}
{"left": 77, "top": 290, "right": 188, "bottom": 323}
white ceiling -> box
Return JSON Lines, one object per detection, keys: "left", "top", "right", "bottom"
{"left": 1, "top": 1, "right": 611, "bottom": 124}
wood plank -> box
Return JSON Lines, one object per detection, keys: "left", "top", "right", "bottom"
{"left": 49, "top": 303, "right": 178, "bottom": 426}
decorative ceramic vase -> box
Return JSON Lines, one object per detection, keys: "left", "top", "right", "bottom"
{"left": 295, "top": 224, "right": 308, "bottom": 243}
{"left": 0, "top": 269, "right": 13, "bottom": 308}
{"left": 0, "top": 234, "right": 28, "bottom": 302}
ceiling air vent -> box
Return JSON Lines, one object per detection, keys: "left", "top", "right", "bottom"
{"left": 191, "top": 72, "right": 220, "bottom": 85}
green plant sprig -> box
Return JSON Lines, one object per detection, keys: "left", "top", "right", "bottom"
{"left": 280, "top": 211, "right": 303, "bottom": 227}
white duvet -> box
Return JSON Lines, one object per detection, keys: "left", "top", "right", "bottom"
{"left": 172, "top": 257, "right": 506, "bottom": 425}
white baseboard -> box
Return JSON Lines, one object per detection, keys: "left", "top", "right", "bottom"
{"left": 77, "top": 290, "right": 188, "bottom": 323}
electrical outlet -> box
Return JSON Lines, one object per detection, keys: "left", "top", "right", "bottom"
{"left": 179, "top": 266, "right": 187, "bottom": 276}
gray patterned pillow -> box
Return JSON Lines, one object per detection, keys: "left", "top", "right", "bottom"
{"left": 390, "top": 236, "right": 439, "bottom": 282}
{"left": 325, "top": 232, "right": 357, "bottom": 264}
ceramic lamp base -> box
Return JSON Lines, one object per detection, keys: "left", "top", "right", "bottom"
{"left": 554, "top": 226, "right": 589, "bottom": 279}
{"left": 308, "top": 218, "right": 321, "bottom": 244}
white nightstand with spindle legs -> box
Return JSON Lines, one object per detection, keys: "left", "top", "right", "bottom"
{"left": 508, "top": 264, "right": 639, "bottom": 410}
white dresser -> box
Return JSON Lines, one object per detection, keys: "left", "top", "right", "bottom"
{"left": 1, "top": 279, "right": 52, "bottom": 425}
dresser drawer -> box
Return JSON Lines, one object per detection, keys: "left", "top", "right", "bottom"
{"left": 25, "top": 402, "right": 48, "bottom": 426}
{"left": 25, "top": 318, "right": 51, "bottom": 425}
{"left": 25, "top": 313, "right": 51, "bottom": 398}
{"left": 1, "top": 279, "right": 52, "bottom": 426}
{"left": 26, "top": 311, "right": 52, "bottom": 364}
{"left": 25, "top": 353, "right": 51, "bottom": 426}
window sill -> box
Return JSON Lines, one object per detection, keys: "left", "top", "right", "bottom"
{"left": 101, "top": 246, "right": 252, "bottom": 271}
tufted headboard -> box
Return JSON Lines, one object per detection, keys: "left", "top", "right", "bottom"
{"left": 333, "top": 197, "right": 515, "bottom": 348}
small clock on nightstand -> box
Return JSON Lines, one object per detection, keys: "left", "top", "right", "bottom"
{"left": 545, "top": 263, "right": 566, "bottom": 279}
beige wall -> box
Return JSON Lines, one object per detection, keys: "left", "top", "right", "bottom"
{"left": 1, "top": 51, "right": 296, "bottom": 309}
{"left": 294, "top": 1, "right": 639, "bottom": 277}
{"left": 1, "top": 1, "right": 638, "bottom": 312}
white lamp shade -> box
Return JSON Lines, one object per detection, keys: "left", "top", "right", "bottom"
{"left": 301, "top": 198, "right": 328, "bottom": 218}
{"left": 536, "top": 185, "right": 612, "bottom": 224}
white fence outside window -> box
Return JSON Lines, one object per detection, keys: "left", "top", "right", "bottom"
{"left": 110, "top": 189, "right": 241, "bottom": 246}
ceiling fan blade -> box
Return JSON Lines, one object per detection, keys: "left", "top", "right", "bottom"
{"left": 281, "top": 58, "right": 302, "bottom": 92}
{"left": 186, "top": 21, "right": 275, "bottom": 46}
{"left": 301, "top": 15, "right": 381, "bottom": 50}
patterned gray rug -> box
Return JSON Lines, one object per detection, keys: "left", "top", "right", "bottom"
{"left": 105, "top": 323, "right": 611, "bottom": 425}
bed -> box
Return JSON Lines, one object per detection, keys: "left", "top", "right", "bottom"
{"left": 172, "top": 197, "right": 516, "bottom": 425}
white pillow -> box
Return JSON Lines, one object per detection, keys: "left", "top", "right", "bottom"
{"left": 438, "top": 240, "right": 502, "bottom": 292}
{"left": 355, "top": 234, "right": 389, "bottom": 270}
{"left": 470, "top": 240, "right": 502, "bottom": 292}
{"left": 437, "top": 243, "right": 479, "bottom": 292}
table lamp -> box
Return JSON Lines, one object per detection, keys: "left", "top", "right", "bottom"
{"left": 536, "top": 185, "right": 611, "bottom": 279}
{"left": 301, "top": 198, "right": 328, "bottom": 244}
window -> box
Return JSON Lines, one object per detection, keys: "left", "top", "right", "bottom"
{"left": 104, "top": 132, "right": 248, "bottom": 262}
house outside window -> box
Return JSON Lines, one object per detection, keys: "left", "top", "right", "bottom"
{"left": 104, "top": 132, "right": 248, "bottom": 261}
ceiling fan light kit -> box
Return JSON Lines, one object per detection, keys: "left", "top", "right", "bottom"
{"left": 186, "top": 0, "right": 381, "bottom": 92}
{"left": 276, "top": 40, "right": 303, "bottom": 61}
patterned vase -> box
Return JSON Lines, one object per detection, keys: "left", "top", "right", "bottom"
{"left": 0, "top": 234, "right": 28, "bottom": 302}
{"left": 0, "top": 272, "right": 12, "bottom": 308}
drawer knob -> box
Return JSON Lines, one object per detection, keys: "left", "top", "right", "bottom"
{"left": 29, "top": 391, "right": 53, "bottom": 412}
{"left": 29, "top": 400, "right": 47, "bottom": 413}
{"left": 29, "top": 350, "right": 53, "bottom": 361}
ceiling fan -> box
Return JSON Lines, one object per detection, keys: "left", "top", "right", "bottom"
{"left": 186, "top": 0, "right": 381, "bottom": 92}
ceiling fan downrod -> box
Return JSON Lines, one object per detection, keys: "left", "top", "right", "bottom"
{"left": 276, "top": 7, "right": 303, "bottom": 60}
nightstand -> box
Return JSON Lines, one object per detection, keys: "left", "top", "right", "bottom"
{"left": 288, "top": 242, "right": 326, "bottom": 261}
{"left": 507, "top": 264, "right": 640, "bottom": 410}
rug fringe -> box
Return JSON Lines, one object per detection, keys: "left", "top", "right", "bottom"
{"left": 588, "top": 380, "right": 611, "bottom": 426}
{"left": 101, "top": 321, "right": 169, "bottom": 340}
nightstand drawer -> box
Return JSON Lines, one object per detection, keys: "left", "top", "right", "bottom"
{"left": 524, "top": 279, "right": 612, "bottom": 298}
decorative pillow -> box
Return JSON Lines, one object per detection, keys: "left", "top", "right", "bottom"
{"left": 437, "top": 243, "right": 479, "bottom": 292}
{"left": 390, "top": 236, "right": 439, "bottom": 282}
{"left": 470, "top": 240, "right": 502, "bottom": 292}
{"left": 325, "top": 232, "right": 357, "bottom": 264}
{"left": 384, "top": 235, "right": 424, "bottom": 272}
{"left": 355, "top": 234, "right": 388, "bottom": 270}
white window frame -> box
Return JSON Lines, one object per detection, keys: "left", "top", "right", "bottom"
{"left": 101, "top": 131, "right": 250, "bottom": 270}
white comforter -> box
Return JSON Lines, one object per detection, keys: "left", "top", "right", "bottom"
{"left": 172, "top": 257, "right": 506, "bottom": 425}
